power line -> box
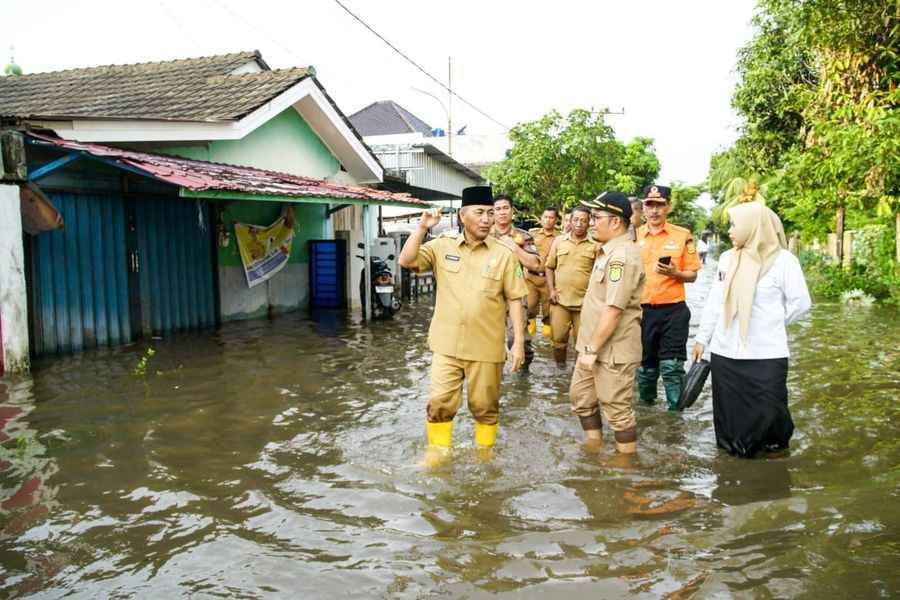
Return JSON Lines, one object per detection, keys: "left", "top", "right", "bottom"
{"left": 210, "top": 0, "right": 305, "bottom": 63}
{"left": 157, "top": 0, "right": 201, "bottom": 50}
{"left": 331, "top": 0, "right": 509, "bottom": 130}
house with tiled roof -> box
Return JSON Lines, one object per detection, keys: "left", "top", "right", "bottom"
{"left": 348, "top": 100, "right": 483, "bottom": 210}
{"left": 0, "top": 51, "right": 431, "bottom": 367}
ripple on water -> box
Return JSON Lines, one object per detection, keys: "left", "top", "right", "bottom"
{"left": 2, "top": 294, "right": 898, "bottom": 597}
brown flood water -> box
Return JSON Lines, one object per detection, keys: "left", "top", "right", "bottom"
{"left": 0, "top": 257, "right": 897, "bottom": 598}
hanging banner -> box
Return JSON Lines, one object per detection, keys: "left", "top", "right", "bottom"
{"left": 233, "top": 206, "right": 295, "bottom": 288}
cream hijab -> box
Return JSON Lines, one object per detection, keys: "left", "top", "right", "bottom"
{"left": 723, "top": 202, "right": 788, "bottom": 342}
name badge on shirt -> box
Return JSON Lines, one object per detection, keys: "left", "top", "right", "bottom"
{"left": 445, "top": 254, "right": 460, "bottom": 261}
{"left": 664, "top": 242, "right": 680, "bottom": 250}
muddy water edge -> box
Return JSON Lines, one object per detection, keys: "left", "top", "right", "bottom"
{"left": 0, "top": 258, "right": 897, "bottom": 598}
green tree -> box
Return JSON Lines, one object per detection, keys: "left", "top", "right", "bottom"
{"left": 484, "top": 109, "right": 660, "bottom": 218}
{"left": 716, "top": 0, "right": 899, "bottom": 238}
{"left": 668, "top": 181, "right": 710, "bottom": 235}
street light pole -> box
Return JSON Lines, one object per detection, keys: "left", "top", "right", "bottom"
{"left": 447, "top": 57, "right": 452, "bottom": 157}
{"left": 411, "top": 86, "right": 452, "bottom": 156}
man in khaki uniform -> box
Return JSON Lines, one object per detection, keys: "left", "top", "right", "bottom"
{"left": 399, "top": 186, "right": 528, "bottom": 454}
{"left": 570, "top": 192, "right": 645, "bottom": 453}
{"left": 490, "top": 194, "right": 541, "bottom": 369}
{"left": 545, "top": 205, "right": 598, "bottom": 367}
{"left": 527, "top": 207, "right": 560, "bottom": 337}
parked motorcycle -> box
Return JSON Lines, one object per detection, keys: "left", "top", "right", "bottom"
{"left": 357, "top": 244, "right": 402, "bottom": 319}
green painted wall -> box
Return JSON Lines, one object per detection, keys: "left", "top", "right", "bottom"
{"left": 162, "top": 108, "right": 340, "bottom": 179}
{"left": 216, "top": 201, "right": 326, "bottom": 267}
{"left": 153, "top": 107, "right": 338, "bottom": 269}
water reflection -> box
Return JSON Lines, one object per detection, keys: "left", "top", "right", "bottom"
{"left": 0, "top": 257, "right": 897, "bottom": 597}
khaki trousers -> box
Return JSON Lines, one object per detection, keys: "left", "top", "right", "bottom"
{"left": 428, "top": 353, "right": 504, "bottom": 425}
{"left": 570, "top": 358, "right": 639, "bottom": 432}
{"left": 526, "top": 273, "right": 550, "bottom": 322}
{"left": 549, "top": 304, "right": 581, "bottom": 351}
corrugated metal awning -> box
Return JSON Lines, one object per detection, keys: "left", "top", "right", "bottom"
{"left": 26, "top": 133, "right": 434, "bottom": 209}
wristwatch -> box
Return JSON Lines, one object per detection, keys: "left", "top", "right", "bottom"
{"left": 583, "top": 346, "right": 598, "bottom": 355}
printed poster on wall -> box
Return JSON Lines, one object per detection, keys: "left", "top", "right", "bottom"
{"left": 233, "top": 206, "right": 295, "bottom": 288}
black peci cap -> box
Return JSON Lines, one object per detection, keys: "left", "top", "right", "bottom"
{"left": 461, "top": 185, "right": 495, "bottom": 207}
{"left": 585, "top": 191, "right": 632, "bottom": 221}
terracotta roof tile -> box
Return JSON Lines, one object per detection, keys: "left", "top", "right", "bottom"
{"left": 0, "top": 51, "right": 311, "bottom": 121}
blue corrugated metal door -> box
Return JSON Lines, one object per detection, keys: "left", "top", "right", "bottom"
{"left": 28, "top": 193, "right": 217, "bottom": 355}
{"left": 309, "top": 239, "right": 346, "bottom": 308}
{"left": 29, "top": 193, "right": 133, "bottom": 355}
{"left": 134, "top": 196, "right": 216, "bottom": 336}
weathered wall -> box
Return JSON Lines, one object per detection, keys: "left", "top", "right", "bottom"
{"left": 0, "top": 184, "right": 29, "bottom": 374}
{"left": 216, "top": 200, "right": 328, "bottom": 321}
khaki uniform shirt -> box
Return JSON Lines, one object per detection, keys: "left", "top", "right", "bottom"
{"left": 576, "top": 232, "right": 645, "bottom": 364}
{"left": 545, "top": 233, "right": 599, "bottom": 308}
{"left": 414, "top": 231, "right": 528, "bottom": 363}
{"left": 528, "top": 227, "right": 560, "bottom": 275}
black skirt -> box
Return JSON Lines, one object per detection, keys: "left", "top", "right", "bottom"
{"left": 710, "top": 353, "right": 794, "bottom": 458}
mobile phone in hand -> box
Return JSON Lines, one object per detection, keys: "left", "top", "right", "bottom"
{"left": 658, "top": 255, "right": 672, "bottom": 265}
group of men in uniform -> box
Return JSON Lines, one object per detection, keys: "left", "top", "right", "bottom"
{"left": 398, "top": 183, "right": 700, "bottom": 461}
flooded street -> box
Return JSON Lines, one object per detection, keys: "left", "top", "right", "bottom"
{"left": 1, "top": 258, "right": 898, "bottom": 598}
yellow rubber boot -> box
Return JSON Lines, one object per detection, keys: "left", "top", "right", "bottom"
{"left": 527, "top": 319, "right": 537, "bottom": 336}
{"left": 474, "top": 422, "right": 498, "bottom": 448}
{"left": 423, "top": 421, "right": 453, "bottom": 467}
{"left": 542, "top": 323, "right": 552, "bottom": 337}
{"left": 427, "top": 421, "right": 453, "bottom": 448}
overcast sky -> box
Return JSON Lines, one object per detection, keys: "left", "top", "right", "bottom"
{"left": 2, "top": 0, "right": 758, "bottom": 185}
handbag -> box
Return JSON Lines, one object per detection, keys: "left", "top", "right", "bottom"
{"left": 677, "top": 359, "right": 711, "bottom": 410}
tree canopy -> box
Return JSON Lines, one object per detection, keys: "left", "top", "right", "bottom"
{"left": 709, "top": 0, "right": 899, "bottom": 238}
{"left": 483, "top": 109, "right": 661, "bottom": 218}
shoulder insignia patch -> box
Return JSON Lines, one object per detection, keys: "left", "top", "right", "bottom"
{"left": 687, "top": 241, "right": 696, "bottom": 254}
{"left": 609, "top": 262, "right": 624, "bottom": 282}
{"left": 516, "top": 265, "right": 524, "bottom": 278}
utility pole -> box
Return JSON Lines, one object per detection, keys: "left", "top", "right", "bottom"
{"left": 447, "top": 57, "right": 453, "bottom": 156}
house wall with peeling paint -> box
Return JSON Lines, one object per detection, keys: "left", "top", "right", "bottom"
{"left": 0, "top": 184, "right": 30, "bottom": 374}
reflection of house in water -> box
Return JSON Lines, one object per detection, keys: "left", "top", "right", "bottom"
{"left": 0, "top": 382, "right": 55, "bottom": 540}
{"left": 0, "top": 52, "right": 433, "bottom": 370}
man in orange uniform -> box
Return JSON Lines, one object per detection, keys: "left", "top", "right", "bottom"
{"left": 635, "top": 184, "right": 702, "bottom": 410}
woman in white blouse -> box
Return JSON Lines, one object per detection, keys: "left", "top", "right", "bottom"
{"left": 691, "top": 202, "right": 811, "bottom": 457}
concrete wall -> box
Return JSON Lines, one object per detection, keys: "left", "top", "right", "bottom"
{"left": 216, "top": 200, "right": 328, "bottom": 322}
{"left": 0, "top": 184, "right": 29, "bottom": 374}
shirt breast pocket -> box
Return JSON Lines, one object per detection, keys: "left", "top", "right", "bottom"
{"left": 440, "top": 259, "right": 461, "bottom": 276}
{"left": 578, "top": 247, "right": 596, "bottom": 263}
{"left": 480, "top": 269, "right": 502, "bottom": 294}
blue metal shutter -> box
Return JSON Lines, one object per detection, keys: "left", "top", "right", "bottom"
{"left": 309, "top": 239, "right": 346, "bottom": 308}
{"left": 134, "top": 196, "right": 216, "bottom": 336}
{"left": 29, "top": 193, "right": 132, "bottom": 354}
